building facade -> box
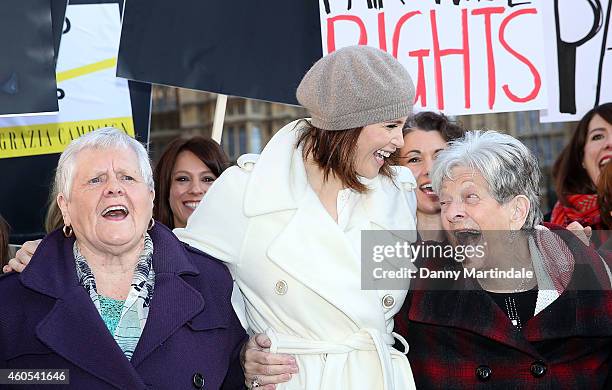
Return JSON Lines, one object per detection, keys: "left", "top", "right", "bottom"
{"left": 149, "top": 85, "right": 307, "bottom": 163}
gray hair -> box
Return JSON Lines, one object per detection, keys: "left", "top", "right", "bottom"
{"left": 431, "top": 130, "right": 542, "bottom": 229}
{"left": 55, "top": 127, "right": 153, "bottom": 199}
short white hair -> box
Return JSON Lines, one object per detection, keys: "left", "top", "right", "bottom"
{"left": 54, "top": 127, "right": 153, "bottom": 199}
{"left": 431, "top": 130, "right": 542, "bottom": 229}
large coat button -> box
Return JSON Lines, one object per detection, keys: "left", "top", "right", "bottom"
{"left": 382, "top": 294, "right": 395, "bottom": 309}
{"left": 192, "top": 372, "right": 204, "bottom": 389}
{"left": 475, "top": 365, "right": 492, "bottom": 381}
{"left": 275, "top": 280, "right": 288, "bottom": 295}
{"left": 530, "top": 361, "right": 547, "bottom": 378}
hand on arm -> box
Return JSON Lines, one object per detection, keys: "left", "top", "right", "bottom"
{"left": 2, "top": 239, "right": 40, "bottom": 273}
{"left": 241, "top": 333, "right": 298, "bottom": 389}
{"left": 566, "top": 221, "right": 592, "bottom": 246}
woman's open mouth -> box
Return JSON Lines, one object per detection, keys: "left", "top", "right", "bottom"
{"left": 419, "top": 183, "right": 438, "bottom": 199}
{"left": 453, "top": 229, "right": 481, "bottom": 245}
{"left": 101, "top": 205, "right": 129, "bottom": 221}
{"left": 183, "top": 201, "right": 201, "bottom": 211}
{"left": 374, "top": 149, "right": 391, "bottom": 166}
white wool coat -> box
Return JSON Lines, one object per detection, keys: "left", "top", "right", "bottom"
{"left": 175, "top": 120, "right": 419, "bottom": 390}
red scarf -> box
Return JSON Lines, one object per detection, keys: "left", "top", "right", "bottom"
{"left": 550, "top": 194, "right": 603, "bottom": 229}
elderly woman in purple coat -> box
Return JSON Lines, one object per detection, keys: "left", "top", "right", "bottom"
{"left": 0, "top": 128, "right": 246, "bottom": 389}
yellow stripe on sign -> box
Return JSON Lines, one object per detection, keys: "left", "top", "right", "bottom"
{"left": 56, "top": 58, "right": 118, "bottom": 83}
{"left": 0, "top": 117, "right": 135, "bottom": 159}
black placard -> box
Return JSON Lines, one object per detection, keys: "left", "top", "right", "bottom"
{"left": 117, "top": 0, "right": 323, "bottom": 105}
{"left": 0, "top": 0, "right": 58, "bottom": 116}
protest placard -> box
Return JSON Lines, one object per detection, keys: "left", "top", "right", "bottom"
{"left": 320, "top": 0, "right": 549, "bottom": 116}
{"left": 540, "top": 0, "right": 611, "bottom": 122}
{"left": 117, "top": 0, "right": 322, "bottom": 105}
{"left": 0, "top": 0, "right": 58, "bottom": 117}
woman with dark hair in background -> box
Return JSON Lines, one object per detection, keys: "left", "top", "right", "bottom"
{"left": 551, "top": 103, "right": 612, "bottom": 232}
{"left": 398, "top": 112, "right": 465, "bottom": 241}
{"left": 154, "top": 136, "right": 229, "bottom": 229}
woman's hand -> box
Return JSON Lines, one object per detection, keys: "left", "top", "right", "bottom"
{"left": 241, "top": 333, "right": 298, "bottom": 389}
{"left": 2, "top": 239, "right": 40, "bottom": 273}
{"left": 566, "top": 221, "right": 592, "bottom": 246}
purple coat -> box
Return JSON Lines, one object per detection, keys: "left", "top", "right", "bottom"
{"left": 0, "top": 224, "right": 247, "bottom": 389}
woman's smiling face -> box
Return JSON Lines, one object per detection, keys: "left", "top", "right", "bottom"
{"left": 354, "top": 117, "right": 407, "bottom": 179}
{"left": 400, "top": 129, "right": 448, "bottom": 215}
{"left": 582, "top": 114, "right": 612, "bottom": 186}
{"left": 169, "top": 150, "right": 217, "bottom": 229}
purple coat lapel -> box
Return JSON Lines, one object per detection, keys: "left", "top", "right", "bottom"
{"left": 35, "top": 286, "right": 146, "bottom": 388}
{"left": 20, "top": 225, "right": 214, "bottom": 388}
{"left": 21, "top": 231, "right": 144, "bottom": 388}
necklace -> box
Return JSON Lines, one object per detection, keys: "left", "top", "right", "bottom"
{"left": 504, "top": 296, "right": 522, "bottom": 329}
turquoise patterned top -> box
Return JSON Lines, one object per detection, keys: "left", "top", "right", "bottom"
{"left": 74, "top": 234, "right": 155, "bottom": 360}
{"left": 99, "top": 295, "right": 125, "bottom": 335}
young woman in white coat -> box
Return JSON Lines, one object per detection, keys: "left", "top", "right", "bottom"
{"left": 174, "top": 46, "right": 419, "bottom": 389}
{"left": 241, "top": 112, "right": 464, "bottom": 389}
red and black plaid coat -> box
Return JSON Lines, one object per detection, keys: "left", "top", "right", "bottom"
{"left": 395, "top": 227, "right": 612, "bottom": 389}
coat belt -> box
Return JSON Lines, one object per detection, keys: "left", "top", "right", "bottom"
{"left": 266, "top": 328, "right": 412, "bottom": 390}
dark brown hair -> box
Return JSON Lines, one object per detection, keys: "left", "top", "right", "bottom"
{"left": 153, "top": 136, "right": 229, "bottom": 229}
{"left": 402, "top": 111, "right": 465, "bottom": 142}
{"left": 553, "top": 103, "right": 612, "bottom": 206}
{"left": 597, "top": 162, "right": 612, "bottom": 229}
{"left": 296, "top": 121, "right": 396, "bottom": 193}
{"left": 0, "top": 214, "right": 10, "bottom": 272}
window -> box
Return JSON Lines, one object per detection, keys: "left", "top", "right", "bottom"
{"left": 250, "top": 127, "right": 262, "bottom": 153}
{"left": 252, "top": 101, "right": 262, "bottom": 113}
{"left": 223, "top": 126, "right": 235, "bottom": 158}
{"left": 237, "top": 101, "right": 245, "bottom": 115}
{"left": 239, "top": 127, "right": 247, "bottom": 155}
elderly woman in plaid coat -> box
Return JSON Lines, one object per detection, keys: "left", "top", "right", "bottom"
{"left": 395, "top": 130, "right": 612, "bottom": 389}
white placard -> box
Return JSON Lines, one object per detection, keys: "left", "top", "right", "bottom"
{"left": 319, "top": 0, "right": 549, "bottom": 116}
{"left": 540, "top": 0, "right": 611, "bottom": 123}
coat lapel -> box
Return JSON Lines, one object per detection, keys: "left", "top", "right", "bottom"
{"left": 36, "top": 287, "right": 145, "bottom": 389}
{"left": 267, "top": 189, "right": 384, "bottom": 328}
{"left": 244, "top": 120, "right": 418, "bottom": 329}
{"left": 524, "top": 279, "right": 612, "bottom": 341}
{"left": 130, "top": 225, "right": 208, "bottom": 367}
{"left": 21, "top": 230, "right": 145, "bottom": 389}
{"left": 129, "top": 273, "right": 205, "bottom": 367}
{"left": 409, "top": 287, "right": 540, "bottom": 357}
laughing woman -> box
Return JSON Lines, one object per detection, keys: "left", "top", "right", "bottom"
{"left": 551, "top": 103, "right": 612, "bottom": 232}
{"left": 175, "top": 46, "right": 419, "bottom": 389}
{"left": 0, "top": 128, "right": 246, "bottom": 389}
{"left": 404, "top": 130, "right": 612, "bottom": 388}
